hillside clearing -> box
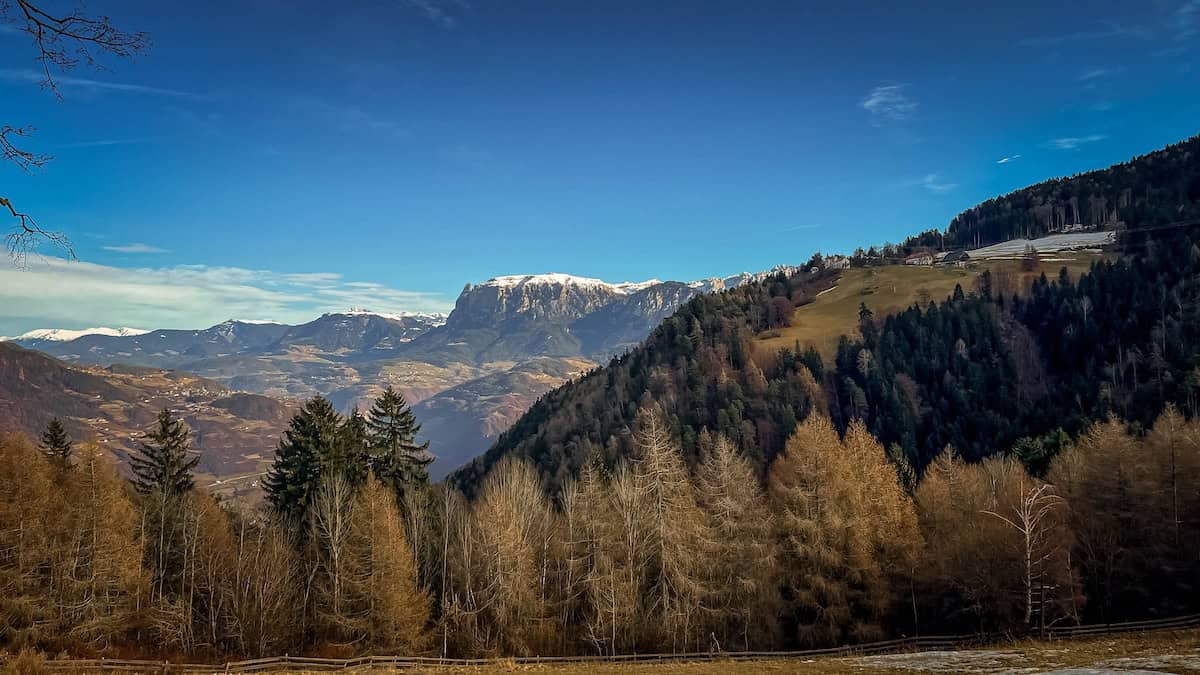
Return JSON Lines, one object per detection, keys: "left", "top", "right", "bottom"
{"left": 755, "top": 254, "right": 1107, "bottom": 361}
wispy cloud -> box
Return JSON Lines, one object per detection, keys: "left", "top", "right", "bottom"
{"left": 1175, "top": 0, "right": 1200, "bottom": 39}
{"left": 401, "top": 0, "right": 470, "bottom": 29}
{"left": 917, "top": 173, "right": 957, "bottom": 194}
{"left": 1019, "top": 23, "right": 1145, "bottom": 46}
{"left": 996, "top": 154, "right": 1022, "bottom": 164}
{"left": 861, "top": 84, "right": 917, "bottom": 125}
{"left": 291, "top": 94, "right": 409, "bottom": 140}
{"left": 1078, "top": 68, "right": 1115, "bottom": 81}
{"left": 58, "top": 138, "right": 148, "bottom": 149}
{"left": 0, "top": 68, "right": 202, "bottom": 98}
{"left": 102, "top": 243, "right": 170, "bottom": 254}
{"left": 0, "top": 257, "right": 453, "bottom": 334}
{"left": 1047, "top": 134, "right": 1107, "bottom": 150}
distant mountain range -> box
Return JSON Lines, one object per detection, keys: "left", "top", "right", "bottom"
{"left": 4, "top": 268, "right": 797, "bottom": 478}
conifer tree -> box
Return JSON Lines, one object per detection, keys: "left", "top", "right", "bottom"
{"left": 265, "top": 396, "right": 343, "bottom": 527}
{"left": 366, "top": 386, "right": 433, "bottom": 502}
{"left": 40, "top": 416, "right": 73, "bottom": 465}
{"left": 131, "top": 409, "right": 197, "bottom": 497}
{"left": 695, "top": 434, "right": 780, "bottom": 650}
{"left": 334, "top": 407, "right": 372, "bottom": 488}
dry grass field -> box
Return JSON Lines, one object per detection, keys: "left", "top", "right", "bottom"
{"left": 754, "top": 255, "right": 1107, "bottom": 362}
{"left": 407, "top": 629, "right": 1200, "bottom": 674}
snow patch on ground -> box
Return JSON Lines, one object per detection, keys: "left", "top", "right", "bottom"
{"left": 852, "top": 646, "right": 1200, "bottom": 674}
{"left": 969, "top": 232, "right": 1116, "bottom": 259}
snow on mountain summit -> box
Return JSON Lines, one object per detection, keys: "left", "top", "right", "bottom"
{"left": 2, "top": 326, "right": 150, "bottom": 343}
{"left": 478, "top": 273, "right": 664, "bottom": 295}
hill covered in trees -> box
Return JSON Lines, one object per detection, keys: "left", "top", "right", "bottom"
{"left": 451, "top": 134, "right": 1200, "bottom": 498}
{"left": 905, "top": 133, "right": 1200, "bottom": 250}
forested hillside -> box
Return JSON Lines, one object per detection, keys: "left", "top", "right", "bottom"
{"left": 835, "top": 220, "right": 1200, "bottom": 475}
{"left": 451, "top": 138, "right": 1200, "bottom": 498}
{"left": 450, "top": 270, "right": 837, "bottom": 495}
{"left": 907, "top": 133, "right": 1200, "bottom": 249}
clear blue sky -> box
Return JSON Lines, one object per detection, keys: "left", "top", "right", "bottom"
{"left": 2, "top": 0, "right": 1199, "bottom": 333}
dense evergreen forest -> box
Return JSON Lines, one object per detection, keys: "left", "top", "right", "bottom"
{"left": 835, "top": 220, "right": 1200, "bottom": 476}
{"left": 904, "top": 133, "right": 1200, "bottom": 250}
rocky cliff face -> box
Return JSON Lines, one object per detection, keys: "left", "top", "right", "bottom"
{"left": 446, "top": 274, "right": 637, "bottom": 328}
{"left": 420, "top": 269, "right": 803, "bottom": 363}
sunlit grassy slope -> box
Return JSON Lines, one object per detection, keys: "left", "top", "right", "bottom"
{"left": 755, "top": 255, "right": 1106, "bottom": 361}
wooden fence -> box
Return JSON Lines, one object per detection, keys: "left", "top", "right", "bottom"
{"left": 21, "top": 612, "right": 1200, "bottom": 673}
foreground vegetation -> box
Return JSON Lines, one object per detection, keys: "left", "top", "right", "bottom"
{"left": 1, "top": 394, "right": 1197, "bottom": 662}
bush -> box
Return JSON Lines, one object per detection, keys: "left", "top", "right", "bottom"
{"left": 1, "top": 649, "right": 48, "bottom": 675}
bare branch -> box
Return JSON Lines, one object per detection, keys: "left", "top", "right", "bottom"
{"left": 1, "top": 0, "right": 147, "bottom": 260}
{"left": 4, "top": 0, "right": 150, "bottom": 97}
{"left": 1, "top": 125, "right": 52, "bottom": 171}
{"left": 2, "top": 195, "right": 74, "bottom": 265}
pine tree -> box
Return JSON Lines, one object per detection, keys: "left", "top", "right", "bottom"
{"left": 265, "top": 396, "right": 343, "bottom": 527}
{"left": 131, "top": 409, "right": 197, "bottom": 497}
{"left": 334, "top": 407, "right": 372, "bottom": 488}
{"left": 367, "top": 386, "right": 433, "bottom": 503}
{"left": 40, "top": 417, "right": 73, "bottom": 465}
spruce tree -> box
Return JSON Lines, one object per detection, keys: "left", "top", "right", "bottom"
{"left": 131, "top": 409, "right": 197, "bottom": 497}
{"left": 265, "top": 396, "right": 343, "bottom": 526}
{"left": 39, "top": 417, "right": 73, "bottom": 465}
{"left": 334, "top": 407, "right": 372, "bottom": 488}
{"left": 366, "top": 386, "right": 433, "bottom": 502}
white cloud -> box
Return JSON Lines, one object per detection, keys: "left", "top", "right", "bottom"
{"left": 1047, "top": 134, "right": 1107, "bottom": 150}
{"left": 996, "top": 154, "right": 1022, "bottom": 164}
{"left": 861, "top": 84, "right": 917, "bottom": 125}
{"left": 919, "top": 173, "right": 957, "bottom": 194}
{"left": 1019, "top": 23, "right": 1145, "bottom": 46}
{"left": 0, "top": 256, "right": 453, "bottom": 335}
{"left": 102, "top": 243, "right": 169, "bottom": 254}
{"left": 0, "top": 68, "right": 201, "bottom": 98}
{"left": 1077, "top": 68, "right": 1114, "bottom": 81}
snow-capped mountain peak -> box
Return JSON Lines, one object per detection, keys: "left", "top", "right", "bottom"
{"left": 1, "top": 326, "right": 150, "bottom": 343}
{"left": 325, "top": 308, "right": 448, "bottom": 325}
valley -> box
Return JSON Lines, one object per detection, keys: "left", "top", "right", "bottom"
{"left": 4, "top": 270, "right": 792, "bottom": 480}
{"left": 0, "top": 342, "right": 291, "bottom": 502}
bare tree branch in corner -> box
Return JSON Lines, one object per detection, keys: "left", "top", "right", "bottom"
{"left": 0, "top": 0, "right": 150, "bottom": 262}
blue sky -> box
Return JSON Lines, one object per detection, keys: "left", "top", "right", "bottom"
{"left": 2, "top": 0, "right": 1199, "bottom": 334}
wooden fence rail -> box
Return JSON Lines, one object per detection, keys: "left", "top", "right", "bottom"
{"left": 17, "top": 613, "right": 1200, "bottom": 673}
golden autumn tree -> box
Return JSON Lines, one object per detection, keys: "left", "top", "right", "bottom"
{"left": 53, "top": 445, "right": 146, "bottom": 650}
{"left": 769, "top": 416, "right": 920, "bottom": 645}
{"left": 1047, "top": 417, "right": 1146, "bottom": 622}
{"left": 631, "top": 408, "right": 710, "bottom": 653}
{"left": 695, "top": 434, "right": 780, "bottom": 651}
{"left": 461, "top": 458, "right": 555, "bottom": 656}
{"left": 0, "top": 433, "right": 57, "bottom": 648}
{"left": 348, "top": 478, "right": 430, "bottom": 653}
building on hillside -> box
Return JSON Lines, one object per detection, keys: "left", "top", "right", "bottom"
{"left": 942, "top": 250, "right": 971, "bottom": 267}
{"left": 825, "top": 253, "right": 854, "bottom": 269}
{"left": 904, "top": 251, "right": 934, "bottom": 266}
